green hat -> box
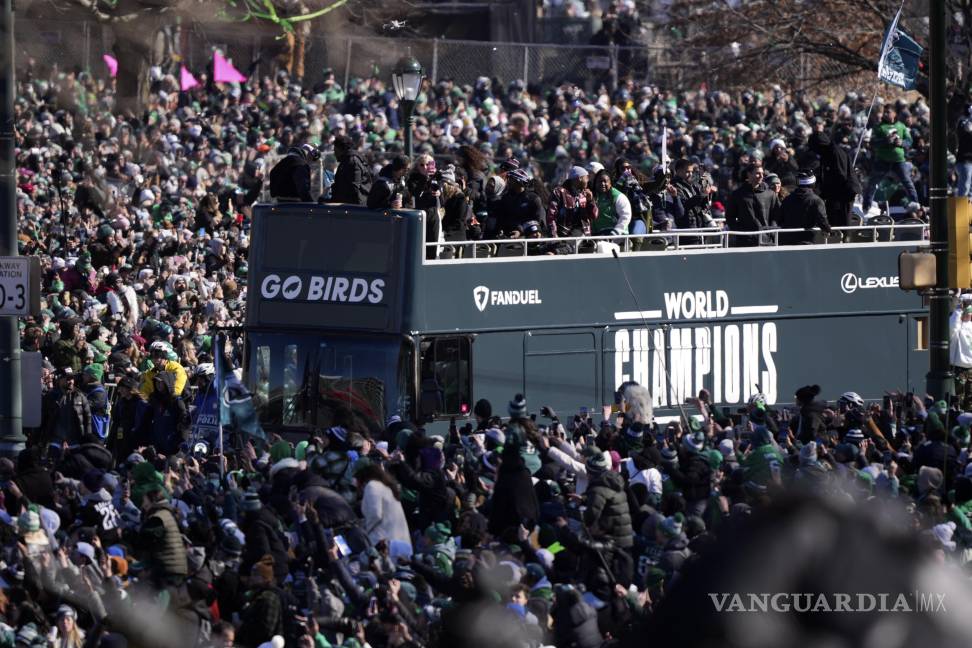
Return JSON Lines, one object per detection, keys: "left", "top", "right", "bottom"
{"left": 643, "top": 566, "right": 667, "bottom": 588}
{"left": 91, "top": 339, "right": 111, "bottom": 354}
{"left": 295, "top": 440, "right": 309, "bottom": 461}
{"left": 425, "top": 522, "right": 452, "bottom": 545}
{"left": 269, "top": 440, "right": 292, "bottom": 463}
{"left": 704, "top": 448, "right": 724, "bottom": 470}
{"left": 83, "top": 364, "right": 104, "bottom": 383}
{"left": 131, "top": 461, "right": 167, "bottom": 504}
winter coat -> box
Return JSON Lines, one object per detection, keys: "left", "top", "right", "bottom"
{"left": 743, "top": 443, "right": 785, "bottom": 486}
{"left": 667, "top": 451, "right": 713, "bottom": 502}
{"left": 915, "top": 441, "right": 960, "bottom": 490}
{"left": 672, "top": 176, "right": 711, "bottom": 229}
{"left": 726, "top": 183, "right": 766, "bottom": 233}
{"left": 811, "top": 133, "right": 861, "bottom": 201}
{"left": 366, "top": 166, "right": 400, "bottom": 209}
{"left": 583, "top": 470, "right": 634, "bottom": 548}
{"left": 49, "top": 339, "right": 85, "bottom": 372}
{"left": 80, "top": 489, "right": 122, "bottom": 545}
{"left": 140, "top": 360, "right": 188, "bottom": 398}
{"left": 141, "top": 501, "right": 188, "bottom": 578}
{"left": 779, "top": 187, "right": 830, "bottom": 245}
{"left": 107, "top": 394, "right": 151, "bottom": 459}
{"left": 593, "top": 187, "right": 633, "bottom": 234}
{"left": 488, "top": 452, "right": 540, "bottom": 537}
{"left": 268, "top": 151, "right": 312, "bottom": 201}
{"left": 361, "top": 480, "right": 412, "bottom": 551}
{"left": 331, "top": 151, "right": 371, "bottom": 205}
{"left": 553, "top": 591, "right": 602, "bottom": 648}
{"left": 793, "top": 400, "right": 827, "bottom": 444}
{"left": 148, "top": 372, "right": 190, "bottom": 455}
{"left": 390, "top": 460, "right": 453, "bottom": 531}
{"left": 239, "top": 586, "right": 284, "bottom": 648}
{"left": 241, "top": 508, "right": 290, "bottom": 583}
{"left": 40, "top": 387, "right": 91, "bottom": 447}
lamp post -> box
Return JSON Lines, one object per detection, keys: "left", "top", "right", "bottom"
{"left": 392, "top": 56, "right": 424, "bottom": 159}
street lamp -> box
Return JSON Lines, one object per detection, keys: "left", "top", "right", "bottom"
{"left": 392, "top": 56, "right": 424, "bottom": 159}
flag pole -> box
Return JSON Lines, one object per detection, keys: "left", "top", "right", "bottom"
{"left": 214, "top": 331, "right": 225, "bottom": 478}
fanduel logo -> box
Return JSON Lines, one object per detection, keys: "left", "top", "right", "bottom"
{"left": 473, "top": 285, "right": 542, "bottom": 312}
{"left": 840, "top": 273, "right": 899, "bottom": 294}
{"left": 260, "top": 274, "right": 385, "bottom": 304}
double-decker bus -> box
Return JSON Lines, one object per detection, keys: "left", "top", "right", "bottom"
{"left": 244, "top": 203, "right": 928, "bottom": 436}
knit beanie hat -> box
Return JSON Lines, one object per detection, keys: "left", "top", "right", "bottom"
{"left": 800, "top": 441, "right": 818, "bottom": 465}
{"left": 509, "top": 393, "right": 527, "bottom": 419}
{"left": 660, "top": 513, "right": 685, "bottom": 539}
{"left": 251, "top": 554, "right": 275, "bottom": 583}
{"left": 485, "top": 427, "right": 506, "bottom": 448}
{"left": 131, "top": 461, "right": 166, "bottom": 504}
{"left": 474, "top": 399, "right": 493, "bottom": 420}
{"left": 586, "top": 451, "right": 610, "bottom": 475}
{"left": 718, "top": 438, "right": 735, "bottom": 459}
{"left": 18, "top": 508, "right": 40, "bottom": 533}
{"left": 682, "top": 430, "right": 705, "bottom": 454}
{"left": 425, "top": 522, "right": 452, "bottom": 545}
{"left": 704, "top": 449, "right": 723, "bottom": 470}
{"left": 241, "top": 488, "right": 263, "bottom": 512}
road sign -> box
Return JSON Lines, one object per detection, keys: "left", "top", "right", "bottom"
{"left": 0, "top": 257, "right": 39, "bottom": 317}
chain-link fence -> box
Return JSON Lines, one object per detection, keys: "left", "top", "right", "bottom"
{"left": 12, "top": 19, "right": 855, "bottom": 94}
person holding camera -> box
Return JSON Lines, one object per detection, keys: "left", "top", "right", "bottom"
{"left": 862, "top": 106, "right": 919, "bottom": 214}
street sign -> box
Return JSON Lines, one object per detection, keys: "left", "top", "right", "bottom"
{"left": 0, "top": 256, "right": 39, "bottom": 317}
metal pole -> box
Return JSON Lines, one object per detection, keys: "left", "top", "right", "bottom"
{"left": 402, "top": 100, "right": 414, "bottom": 159}
{"left": 431, "top": 38, "right": 438, "bottom": 85}
{"left": 343, "top": 37, "right": 351, "bottom": 91}
{"left": 927, "top": 0, "right": 953, "bottom": 401}
{"left": 523, "top": 44, "right": 529, "bottom": 84}
{"left": 0, "top": 0, "right": 25, "bottom": 456}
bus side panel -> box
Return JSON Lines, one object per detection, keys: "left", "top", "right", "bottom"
{"left": 524, "top": 330, "right": 599, "bottom": 417}
{"left": 604, "top": 314, "right": 911, "bottom": 411}
{"left": 471, "top": 332, "right": 527, "bottom": 416}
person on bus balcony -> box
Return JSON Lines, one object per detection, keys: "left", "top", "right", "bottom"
{"left": 644, "top": 164, "right": 684, "bottom": 233}
{"left": 546, "top": 166, "right": 597, "bottom": 252}
{"left": 779, "top": 170, "right": 831, "bottom": 245}
{"left": 496, "top": 169, "right": 545, "bottom": 238}
{"left": 268, "top": 143, "right": 320, "bottom": 202}
{"left": 329, "top": 135, "right": 372, "bottom": 205}
{"left": 367, "top": 155, "right": 409, "bottom": 209}
{"left": 726, "top": 163, "right": 780, "bottom": 247}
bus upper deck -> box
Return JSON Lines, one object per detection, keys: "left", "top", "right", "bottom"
{"left": 245, "top": 203, "right": 928, "bottom": 436}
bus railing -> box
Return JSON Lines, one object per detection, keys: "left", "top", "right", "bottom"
{"left": 424, "top": 222, "right": 929, "bottom": 260}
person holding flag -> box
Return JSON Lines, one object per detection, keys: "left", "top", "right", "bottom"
{"left": 861, "top": 105, "right": 919, "bottom": 214}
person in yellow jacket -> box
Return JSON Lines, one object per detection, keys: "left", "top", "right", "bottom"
{"left": 141, "top": 341, "right": 188, "bottom": 398}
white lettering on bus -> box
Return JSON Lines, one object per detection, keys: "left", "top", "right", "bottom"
{"left": 259, "top": 274, "right": 386, "bottom": 304}
{"left": 613, "top": 323, "right": 779, "bottom": 407}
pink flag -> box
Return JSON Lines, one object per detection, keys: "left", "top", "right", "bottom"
{"left": 102, "top": 54, "right": 118, "bottom": 78}
{"left": 213, "top": 51, "right": 246, "bottom": 84}
{"left": 180, "top": 66, "right": 200, "bottom": 91}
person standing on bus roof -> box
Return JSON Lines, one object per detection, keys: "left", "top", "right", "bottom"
{"left": 779, "top": 170, "right": 831, "bottom": 245}
{"left": 367, "top": 155, "right": 409, "bottom": 209}
{"left": 546, "top": 166, "right": 597, "bottom": 241}
{"left": 268, "top": 143, "right": 319, "bottom": 202}
{"left": 329, "top": 135, "right": 372, "bottom": 205}
{"left": 726, "top": 164, "right": 771, "bottom": 247}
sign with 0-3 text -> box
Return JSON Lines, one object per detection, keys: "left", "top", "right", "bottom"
{"left": 0, "top": 257, "right": 40, "bottom": 317}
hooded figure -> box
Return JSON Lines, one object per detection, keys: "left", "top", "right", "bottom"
{"left": 488, "top": 443, "right": 540, "bottom": 538}
{"left": 809, "top": 130, "right": 860, "bottom": 227}
{"left": 583, "top": 453, "right": 634, "bottom": 548}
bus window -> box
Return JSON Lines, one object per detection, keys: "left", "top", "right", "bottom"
{"left": 282, "top": 344, "right": 303, "bottom": 425}
{"left": 420, "top": 336, "right": 472, "bottom": 417}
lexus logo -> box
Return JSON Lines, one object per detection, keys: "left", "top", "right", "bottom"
{"left": 473, "top": 285, "right": 489, "bottom": 312}
{"left": 840, "top": 273, "right": 858, "bottom": 294}
{"left": 841, "top": 272, "right": 899, "bottom": 294}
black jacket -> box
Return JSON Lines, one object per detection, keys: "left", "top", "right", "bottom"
{"left": 268, "top": 151, "right": 311, "bottom": 202}
{"left": 366, "top": 166, "right": 399, "bottom": 209}
{"left": 487, "top": 452, "right": 540, "bottom": 537}
{"left": 780, "top": 187, "right": 830, "bottom": 244}
{"left": 241, "top": 507, "right": 291, "bottom": 583}
{"left": 331, "top": 152, "right": 371, "bottom": 205}
{"left": 810, "top": 132, "right": 861, "bottom": 201}
{"left": 583, "top": 470, "right": 634, "bottom": 548}
{"left": 672, "top": 176, "right": 710, "bottom": 229}
{"left": 915, "top": 441, "right": 960, "bottom": 490}
{"left": 726, "top": 184, "right": 767, "bottom": 232}
{"left": 40, "top": 387, "right": 91, "bottom": 447}
{"left": 390, "top": 459, "right": 454, "bottom": 531}
{"left": 668, "top": 451, "right": 713, "bottom": 502}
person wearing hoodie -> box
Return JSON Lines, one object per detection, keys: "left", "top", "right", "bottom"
{"left": 809, "top": 127, "right": 860, "bottom": 227}
{"left": 792, "top": 384, "right": 828, "bottom": 444}
{"left": 78, "top": 470, "right": 121, "bottom": 545}
{"left": 239, "top": 490, "right": 290, "bottom": 584}
{"left": 552, "top": 585, "right": 602, "bottom": 648}
{"left": 14, "top": 446, "right": 56, "bottom": 509}
{"left": 147, "top": 372, "right": 189, "bottom": 455}
{"left": 794, "top": 441, "right": 831, "bottom": 490}
{"left": 655, "top": 513, "right": 692, "bottom": 578}
{"left": 743, "top": 426, "right": 786, "bottom": 487}
{"left": 583, "top": 453, "right": 634, "bottom": 549}
{"left": 354, "top": 463, "right": 413, "bottom": 557}
{"left": 488, "top": 438, "right": 540, "bottom": 538}
{"left": 666, "top": 427, "right": 713, "bottom": 517}
{"left": 389, "top": 441, "right": 454, "bottom": 531}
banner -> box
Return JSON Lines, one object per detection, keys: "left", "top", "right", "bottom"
{"left": 213, "top": 51, "right": 247, "bottom": 84}
{"left": 180, "top": 66, "right": 200, "bottom": 91}
{"left": 215, "top": 333, "right": 267, "bottom": 448}
{"left": 877, "top": 8, "right": 923, "bottom": 90}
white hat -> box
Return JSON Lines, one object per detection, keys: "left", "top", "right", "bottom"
{"left": 568, "top": 166, "right": 588, "bottom": 180}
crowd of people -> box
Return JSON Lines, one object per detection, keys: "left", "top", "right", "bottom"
{"left": 6, "top": 42, "right": 970, "bottom": 648}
